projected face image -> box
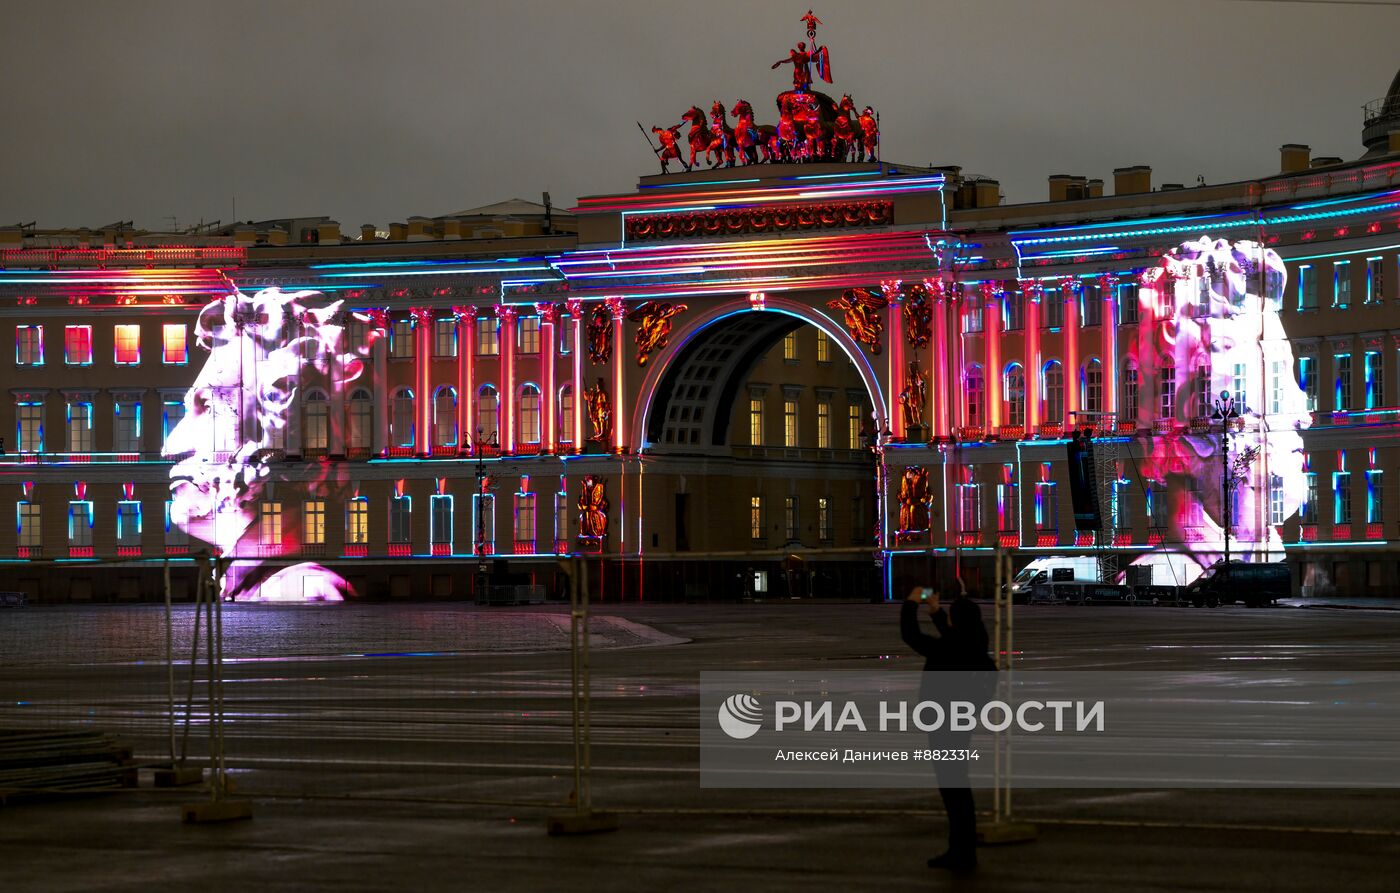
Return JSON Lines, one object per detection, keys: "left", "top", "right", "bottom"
{"left": 1134, "top": 237, "right": 1309, "bottom": 574}
{"left": 163, "top": 287, "right": 378, "bottom": 601}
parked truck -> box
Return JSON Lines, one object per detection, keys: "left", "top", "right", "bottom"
{"left": 1009, "top": 556, "right": 1102, "bottom": 604}
{"left": 1182, "top": 561, "right": 1292, "bottom": 608}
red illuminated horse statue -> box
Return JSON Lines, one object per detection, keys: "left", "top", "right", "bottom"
{"left": 682, "top": 106, "right": 711, "bottom": 170}
{"left": 731, "top": 99, "right": 778, "bottom": 165}
{"left": 707, "top": 100, "right": 738, "bottom": 168}
{"left": 832, "top": 94, "right": 860, "bottom": 162}
{"left": 777, "top": 90, "right": 837, "bottom": 162}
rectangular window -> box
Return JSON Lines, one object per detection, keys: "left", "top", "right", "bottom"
{"left": 16, "top": 325, "right": 43, "bottom": 366}
{"left": 346, "top": 319, "right": 369, "bottom": 353}
{"left": 68, "top": 402, "right": 92, "bottom": 453}
{"left": 18, "top": 502, "right": 41, "bottom": 548}
{"left": 1269, "top": 361, "right": 1284, "bottom": 415}
{"left": 816, "top": 330, "right": 831, "bottom": 362}
{"left": 162, "top": 324, "right": 187, "bottom": 365}
{"left": 963, "top": 289, "right": 984, "bottom": 334}
{"left": 1299, "top": 265, "right": 1317, "bottom": 310}
{"left": 431, "top": 494, "right": 454, "bottom": 548}
{"left": 816, "top": 402, "right": 831, "bottom": 449}
{"left": 1004, "top": 292, "right": 1024, "bottom": 331}
{"left": 817, "top": 496, "right": 831, "bottom": 541}
{"left": 1270, "top": 474, "right": 1286, "bottom": 527}
{"left": 1368, "top": 470, "right": 1384, "bottom": 525}
{"left": 1366, "top": 351, "right": 1384, "bottom": 409}
{"left": 518, "top": 316, "right": 541, "bottom": 354}
{"left": 65, "top": 325, "right": 92, "bottom": 365}
{"left": 1042, "top": 288, "right": 1063, "bottom": 328}
{"left": 1082, "top": 284, "right": 1102, "bottom": 326}
{"left": 117, "top": 501, "right": 141, "bottom": 547}
{"left": 1231, "top": 363, "right": 1247, "bottom": 408}
{"left": 959, "top": 482, "right": 982, "bottom": 532}
{"left": 1148, "top": 480, "right": 1168, "bottom": 530}
{"left": 560, "top": 315, "right": 573, "bottom": 355}
{"left": 749, "top": 398, "right": 763, "bottom": 446}
{"left": 998, "top": 481, "right": 1019, "bottom": 532}
{"left": 1034, "top": 482, "right": 1058, "bottom": 531}
{"left": 162, "top": 400, "right": 185, "bottom": 449}
{"left": 165, "top": 501, "right": 188, "bottom": 548}
{"left": 390, "top": 319, "right": 414, "bottom": 359}
{"left": 1334, "top": 261, "right": 1351, "bottom": 309}
{"left": 782, "top": 330, "right": 798, "bottom": 361}
{"left": 303, "top": 499, "right": 326, "bottom": 546}
{"left": 848, "top": 405, "right": 862, "bottom": 449}
{"left": 1335, "top": 471, "right": 1352, "bottom": 525}
{"left": 17, "top": 402, "right": 43, "bottom": 453}
{"left": 1302, "top": 471, "right": 1318, "bottom": 524}
{"left": 113, "top": 324, "right": 140, "bottom": 365}
{"left": 514, "top": 492, "right": 535, "bottom": 546}
{"left": 389, "top": 496, "right": 412, "bottom": 545}
{"left": 476, "top": 316, "right": 499, "bottom": 356}
{"left": 114, "top": 401, "right": 141, "bottom": 453}
{"left": 1298, "top": 356, "right": 1317, "bottom": 412}
{"left": 472, "top": 494, "right": 495, "bottom": 553}
{"left": 258, "top": 501, "right": 282, "bottom": 547}
{"left": 69, "top": 501, "right": 93, "bottom": 548}
{"left": 750, "top": 496, "right": 763, "bottom": 541}
{"left": 784, "top": 496, "right": 799, "bottom": 542}
{"left": 851, "top": 494, "right": 865, "bottom": 542}
{"left": 1335, "top": 353, "right": 1353, "bottom": 412}
{"left": 783, "top": 400, "right": 798, "bottom": 447}
{"left": 559, "top": 389, "right": 574, "bottom": 443}
{"left": 434, "top": 318, "right": 457, "bottom": 357}
{"left": 1112, "top": 478, "right": 1131, "bottom": 531}
{"left": 555, "top": 490, "right": 569, "bottom": 545}
{"left": 1118, "top": 283, "right": 1139, "bottom": 324}
{"left": 1159, "top": 365, "right": 1176, "bottom": 419}
{"left": 346, "top": 498, "right": 369, "bottom": 545}
{"left": 1367, "top": 257, "right": 1385, "bottom": 304}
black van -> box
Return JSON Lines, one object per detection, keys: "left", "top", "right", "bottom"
{"left": 1184, "top": 561, "right": 1291, "bottom": 608}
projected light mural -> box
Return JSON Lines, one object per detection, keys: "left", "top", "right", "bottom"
{"left": 163, "top": 287, "right": 381, "bottom": 601}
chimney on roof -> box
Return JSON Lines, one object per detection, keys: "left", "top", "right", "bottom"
{"left": 316, "top": 221, "right": 341, "bottom": 244}
{"left": 406, "top": 217, "right": 434, "bottom": 241}
{"left": 265, "top": 227, "right": 288, "bottom": 247}
{"left": 360, "top": 224, "right": 377, "bottom": 242}
{"left": 441, "top": 219, "right": 463, "bottom": 240}
{"left": 233, "top": 225, "right": 257, "bottom": 248}
{"left": 1113, "top": 166, "right": 1152, "bottom": 195}
{"left": 388, "top": 222, "right": 407, "bottom": 241}
{"left": 1311, "top": 156, "right": 1344, "bottom": 168}
{"left": 1087, "top": 178, "right": 1104, "bottom": 198}
{"left": 1280, "top": 144, "right": 1311, "bottom": 173}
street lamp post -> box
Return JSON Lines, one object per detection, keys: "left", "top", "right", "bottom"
{"left": 474, "top": 427, "right": 499, "bottom": 598}
{"left": 1210, "top": 391, "right": 1240, "bottom": 580}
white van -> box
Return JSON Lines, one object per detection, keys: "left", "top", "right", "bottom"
{"left": 1007, "top": 556, "right": 1100, "bottom": 602}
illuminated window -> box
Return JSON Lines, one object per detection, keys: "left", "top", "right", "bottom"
{"left": 162, "top": 324, "right": 187, "bottom": 365}
{"left": 1302, "top": 472, "right": 1318, "bottom": 524}
{"left": 816, "top": 402, "right": 831, "bottom": 449}
{"left": 476, "top": 316, "right": 499, "bottom": 356}
{"left": 1269, "top": 475, "right": 1286, "bottom": 526}
{"left": 1298, "top": 265, "right": 1317, "bottom": 310}
{"left": 67, "top": 401, "right": 93, "bottom": 453}
{"left": 1298, "top": 356, "right": 1317, "bottom": 412}
{"left": 749, "top": 398, "right": 764, "bottom": 446}
{"left": 389, "top": 495, "right": 412, "bottom": 545}
{"left": 1003, "top": 290, "right": 1024, "bottom": 331}
{"left": 114, "top": 400, "right": 141, "bottom": 453}
{"left": 1365, "top": 352, "right": 1384, "bottom": 409}
{"left": 1112, "top": 478, "right": 1130, "bottom": 531}
{"left": 304, "top": 499, "right": 326, "bottom": 546}
{"left": 17, "top": 402, "right": 43, "bottom": 453}
{"left": 750, "top": 496, "right": 764, "bottom": 541}
{"left": 65, "top": 325, "right": 92, "bottom": 365}
{"left": 555, "top": 490, "right": 569, "bottom": 544}
{"left": 816, "top": 330, "right": 831, "bottom": 362}
{"left": 965, "top": 365, "right": 985, "bottom": 427}
{"left": 1042, "top": 288, "right": 1063, "bottom": 328}
{"left": 817, "top": 496, "right": 831, "bottom": 541}
{"left": 472, "top": 493, "right": 495, "bottom": 553}
{"left": 1159, "top": 360, "right": 1176, "bottom": 420}
{"left": 431, "top": 494, "right": 454, "bottom": 548}
{"left": 434, "top": 318, "right": 457, "bottom": 358}
{"left": 1334, "top": 261, "right": 1351, "bottom": 309}
{"left": 16, "top": 325, "right": 43, "bottom": 366}
{"left": 1367, "top": 257, "right": 1385, "bottom": 304}
{"left": 345, "top": 318, "right": 369, "bottom": 353}
{"left": 301, "top": 391, "right": 329, "bottom": 452}
{"left": 559, "top": 386, "right": 574, "bottom": 443}
{"left": 1334, "top": 470, "right": 1352, "bottom": 525}
{"left": 1335, "top": 354, "right": 1353, "bottom": 412}
{"left": 69, "top": 501, "right": 93, "bottom": 548}
{"left": 346, "top": 498, "right": 369, "bottom": 545}
{"left": 348, "top": 389, "right": 372, "bottom": 452}
{"left": 429, "top": 386, "right": 457, "bottom": 447}
{"left": 165, "top": 501, "right": 188, "bottom": 548}
{"left": 784, "top": 496, "right": 799, "bottom": 542}
{"left": 783, "top": 400, "right": 798, "bottom": 447}
{"left": 17, "top": 502, "right": 40, "bottom": 549}
{"left": 390, "top": 319, "right": 414, "bottom": 358}
{"left": 519, "top": 386, "right": 541, "bottom": 444}
{"left": 258, "top": 501, "right": 282, "bottom": 547}
{"left": 114, "top": 324, "right": 141, "bottom": 365}
{"left": 1194, "top": 364, "right": 1212, "bottom": 420}
{"left": 1117, "top": 283, "right": 1139, "bottom": 324}
{"left": 962, "top": 289, "right": 984, "bottom": 334}
{"left": 388, "top": 387, "right": 413, "bottom": 447}
{"left": 117, "top": 501, "right": 141, "bottom": 548}
{"left": 783, "top": 330, "right": 798, "bottom": 361}
{"left": 477, "top": 386, "right": 499, "bottom": 441}
{"left": 1122, "top": 361, "right": 1139, "bottom": 421}
{"left": 998, "top": 479, "right": 1019, "bottom": 532}
{"left": 1034, "top": 481, "right": 1058, "bottom": 532}
{"left": 1147, "top": 480, "right": 1168, "bottom": 530}
{"left": 1367, "top": 470, "right": 1384, "bottom": 525}
{"left": 1081, "top": 284, "right": 1103, "bottom": 326}
{"left": 560, "top": 315, "right": 573, "bottom": 354}
{"left": 517, "top": 317, "right": 540, "bottom": 354}
{"left": 1269, "top": 361, "right": 1284, "bottom": 415}
{"left": 1004, "top": 364, "right": 1026, "bottom": 427}
{"left": 514, "top": 492, "right": 535, "bottom": 546}
{"left": 1082, "top": 359, "right": 1102, "bottom": 415}
{"left": 847, "top": 404, "right": 861, "bottom": 449}
{"left": 959, "top": 476, "right": 982, "bottom": 532}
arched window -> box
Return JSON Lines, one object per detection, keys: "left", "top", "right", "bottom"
{"left": 303, "top": 389, "right": 329, "bottom": 452}
{"left": 348, "top": 389, "right": 372, "bottom": 452}
{"left": 1004, "top": 363, "right": 1026, "bottom": 427}
{"left": 1121, "top": 361, "right": 1139, "bottom": 422}
{"left": 1042, "top": 360, "right": 1064, "bottom": 423}
{"left": 1193, "top": 363, "right": 1212, "bottom": 420}
{"left": 1082, "top": 359, "right": 1103, "bottom": 415}
{"left": 433, "top": 386, "right": 457, "bottom": 447}
{"left": 1159, "top": 357, "right": 1177, "bottom": 419}
{"left": 965, "top": 365, "right": 985, "bottom": 427}
{"left": 519, "top": 385, "right": 541, "bottom": 444}
{"left": 391, "top": 387, "right": 415, "bottom": 448}
{"left": 477, "top": 385, "right": 499, "bottom": 443}
{"left": 559, "top": 385, "right": 574, "bottom": 443}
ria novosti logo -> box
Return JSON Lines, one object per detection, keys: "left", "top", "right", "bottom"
{"left": 717, "top": 693, "right": 764, "bottom": 739}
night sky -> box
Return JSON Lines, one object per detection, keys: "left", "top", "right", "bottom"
{"left": 3, "top": 0, "right": 1398, "bottom": 230}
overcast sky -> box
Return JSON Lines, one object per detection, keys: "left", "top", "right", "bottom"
{"left": 3, "top": 0, "right": 1399, "bottom": 230}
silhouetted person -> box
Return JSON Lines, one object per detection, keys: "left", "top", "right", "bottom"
{"left": 900, "top": 587, "right": 995, "bottom": 873}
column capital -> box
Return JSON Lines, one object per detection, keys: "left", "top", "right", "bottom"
{"left": 1018, "top": 279, "right": 1043, "bottom": 300}
{"left": 366, "top": 307, "right": 390, "bottom": 330}
{"left": 880, "top": 279, "right": 903, "bottom": 302}
{"left": 565, "top": 297, "right": 585, "bottom": 316}
{"left": 922, "top": 277, "right": 948, "bottom": 303}
{"left": 1096, "top": 273, "right": 1119, "bottom": 290}
{"left": 496, "top": 304, "right": 519, "bottom": 323}
{"left": 1060, "top": 276, "right": 1083, "bottom": 294}
{"left": 452, "top": 304, "right": 479, "bottom": 321}
{"left": 410, "top": 306, "right": 435, "bottom": 326}
{"left": 605, "top": 296, "right": 627, "bottom": 320}
{"left": 536, "top": 302, "right": 561, "bottom": 325}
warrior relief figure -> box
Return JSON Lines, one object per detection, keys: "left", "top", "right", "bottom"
{"left": 577, "top": 476, "right": 609, "bottom": 540}
{"left": 827, "top": 287, "right": 889, "bottom": 354}
{"left": 627, "top": 301, "right": 688, "bottom": 366}
{"left": 584, "top": 377, "right": 612, "bottom": 443}
{"left": 858, "top": 106, "right": 879, "bottom": 162}
{"left": 587, "top": 304, "right": 613, "bottom": 365}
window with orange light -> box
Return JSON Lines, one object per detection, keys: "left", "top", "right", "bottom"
{"left": 114, "top": 325, "right": 141, "bottom": 365}
{"left": 65, "top": 325, "right": 92, "bottom": 365}
{"left": 162, "top": 324, "right": 187, "bottom": 364}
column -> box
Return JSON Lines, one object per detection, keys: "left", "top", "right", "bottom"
{"left": 1023, "top": 280, "right": 1041, "bottom": 433}
{"left": 497, "top": 304, "right": 518, "bottom": 453}
{"left": 929, "top": 278, "right": 949, "bottom": 440}
{"left": 411, "top": 306, "right": 433, "bottom": 457}
{"left": 537, "top": 302, "right": 559, "bottom": 453}
{"left": 983, "top": 283, "right": 1002, "bottom": 430}
{"left": 454, "top": 305, "right": 476, "bottom": 453}
{"left": 607, "top": 296, "right": 626, "bottom": 453}
{"left": 567, "top": 298, "right": 585, "bottom": 451}
{"left": 882, "top": 280, "right": 904, "bottom": 441}
{"left": 369, "top": 308, "right": 389, "bottom": 457}
{"left": 329, "top": 309, "right": 347, "bottom": 458}
{"left": 1099, "top": 275, "right": 1119, "bottom": 429}
{"left": 1063, "top": 277, "right": 1081, "bottom": 430}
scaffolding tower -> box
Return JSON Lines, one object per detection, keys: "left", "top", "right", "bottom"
{"left": 1072, "top": 411, "right": 1121, "bottom": 585}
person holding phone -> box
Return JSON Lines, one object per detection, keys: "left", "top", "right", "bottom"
{"left": 900, "top": 586, "right": 995, "bottom": 873}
